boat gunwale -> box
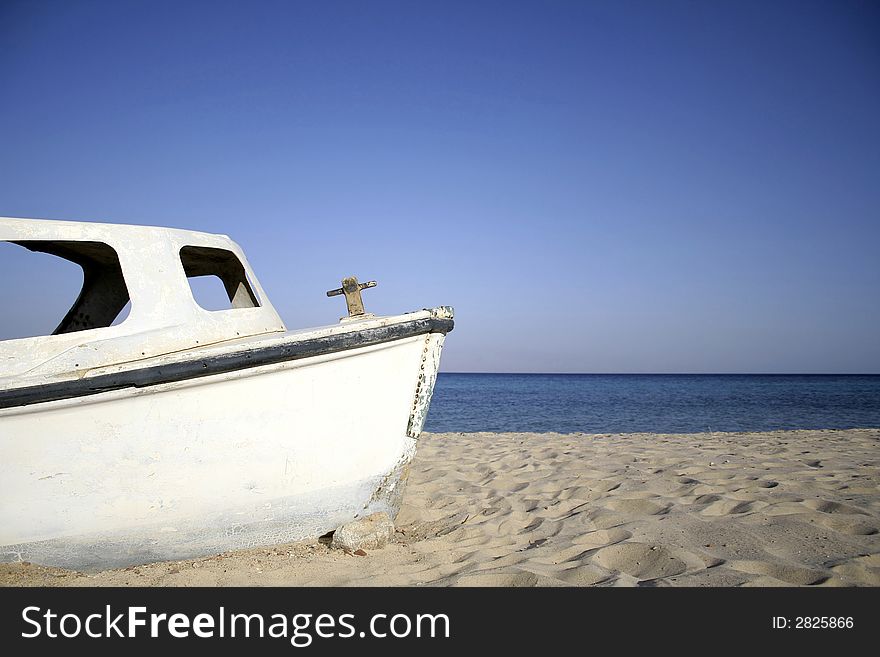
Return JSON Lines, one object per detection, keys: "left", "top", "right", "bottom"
{"left": 0, "top": 315, "right": 453, "bottom": 410}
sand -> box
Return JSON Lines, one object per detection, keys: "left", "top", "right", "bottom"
{"left": 2, "top": 428, "right": 878, "bottom": 587}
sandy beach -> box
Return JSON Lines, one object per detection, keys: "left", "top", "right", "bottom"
{"left": 2, "top": 428, "right": 878, "bottom": 587}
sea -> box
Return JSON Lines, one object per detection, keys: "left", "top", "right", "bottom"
{"left": 422, "top": 373, "right": 880, "bottom": 434}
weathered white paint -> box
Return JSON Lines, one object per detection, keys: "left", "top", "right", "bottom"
{"left": 0, "top": 217, "right": 452, "bottom": 569}
{"left": 0, "top": 217, "right": 284, "bottom": 380}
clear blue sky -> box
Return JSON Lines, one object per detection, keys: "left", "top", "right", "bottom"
{"left": 2, "top": 0, "right": 878, "bottom": 372}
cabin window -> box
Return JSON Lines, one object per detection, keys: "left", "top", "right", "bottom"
{"left": 111, "top": 300, "right": 132, "bottom": 326}
{"left": 0, "top": 240, "right": 131, "bottom": 340}
{"left": 179, "top": 246, "right": 260, "bottom": 311}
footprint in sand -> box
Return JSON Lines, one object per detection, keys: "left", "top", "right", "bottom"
{"left": 692, "top": 494, "right": 723, "bottom": 505}
{"left": 517, "top": 517, "right": 565, "bottom": 538}
{"left": 603, "top": 498, "right": 670, "bottom": 516}
{"left": 489, "top": 479, "right": 530, "bottom": 493}
{"left": 700, "top": 498, "right": 759, "bottom": 516}
{"left": 727, "top": 560, "right": 827, "bottom": 585}
{"left": 556, "top": 564, "right": 613, "bottom": 586}
{"left": 450, "top": 570, "right": 539, "bottom": 587}
{"left": 559, "top": 486, "right": 605, "bottom": 501}
{"left": 571, "top": 528, "right": 633, "bottom": 549}
{"left": 577, "top": 479, "right": 622, "bottom": 494}
{"left": 692, "top": 483, "right": 732, "bottom": 496}
{"left": 814, "top": 514, "right": 879, "bottom": 536}
{"left": 591, "top": 542, "right": 689, "bottom": 580}
{"left": 802, "top": 499, "right": 869, "bottom": 515}
{"left": 761, "top": 501, "right": 811, "bottom": 516}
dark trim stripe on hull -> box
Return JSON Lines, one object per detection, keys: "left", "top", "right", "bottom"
{"left": 0, "top": 316, "right": 453, "bottom": 410}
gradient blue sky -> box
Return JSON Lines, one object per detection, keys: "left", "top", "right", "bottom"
{"left": 2, "top": 0, "right": 878, "bottom": 372}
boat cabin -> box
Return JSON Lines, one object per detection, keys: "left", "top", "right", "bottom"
{"left": 0, "top": 218, "right": 286, "bottom": 384}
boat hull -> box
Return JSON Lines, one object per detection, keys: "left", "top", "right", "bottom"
{"left": 0, "top": 332, "right": 444, "bottom": 570}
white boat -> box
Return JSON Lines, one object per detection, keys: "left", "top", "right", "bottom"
{"left": 0, "top": 217, "right": 453, "bottom": 570}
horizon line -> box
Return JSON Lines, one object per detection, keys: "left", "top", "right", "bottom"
{"left": 438, "top": 371, "right": 880, "bottom": 376}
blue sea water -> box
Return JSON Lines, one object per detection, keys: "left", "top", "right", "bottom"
{"left": 422, "top": 374, "right": 880, "bottom": 434}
